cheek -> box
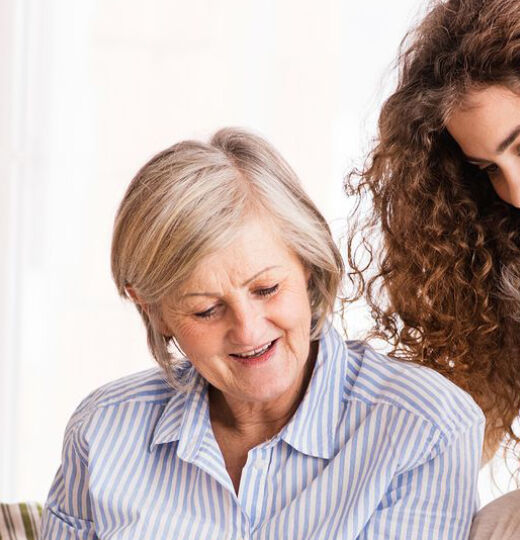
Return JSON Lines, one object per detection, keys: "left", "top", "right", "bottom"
{"left": 271, "top": 286, "right": 312, "bottom": 332}
{"left": 168, "top": 317, "right": 220, "bottom": 359}
{"left": 174, "top": 327, "right": 229, "bottom": 382}
{"left": 274, "top": 294, "right": 312, "bottom": 364}
{"left": 165, "top": 315, "right": 195, "bottom": 343}
{"left": 488, "top": 175, "right": 510, "bottom": 202}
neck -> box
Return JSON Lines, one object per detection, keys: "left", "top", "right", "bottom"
{"left": 209, "top": 341, "right": 318, "bottom": 445}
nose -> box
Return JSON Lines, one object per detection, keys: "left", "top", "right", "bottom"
{"left": 227, "top": 298, "right": 264, "bottom": 347}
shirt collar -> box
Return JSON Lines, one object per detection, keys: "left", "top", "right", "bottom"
{"left": 150, "top": 324, "right": 348, "bottom": 461}
{"left": 277, "top": 323, "right": 347, "bottom": 460}
{"left": 150, "top": 373, "right": 210, "bottom": 461}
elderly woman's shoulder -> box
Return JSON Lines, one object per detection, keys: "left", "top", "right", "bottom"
{"left": 67, "top": 367, "right": 176, "bottom": 429}
{"left": 344, "top": 340, "right": 485, "bottom": 434}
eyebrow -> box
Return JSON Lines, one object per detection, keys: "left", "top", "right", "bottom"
{"left": 464, "top": 124, "right": 520, "bottom": 163}
{"left": 181, "top": 266, "right": 281, "bottom": 298}
{"left": 496, "top": 125, "right": 520, "bottom": 153}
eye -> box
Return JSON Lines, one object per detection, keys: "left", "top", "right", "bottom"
{"left": 255, "top": 284, "right": 279, "bottom": 297}
{"left": 467, "top": 160, "right": 499, "bottom": 176}
{"left": 482, "top": 163, "right": 499, "bottom": 175}
{"left": 194, "top": 305, "right": 219, "bottom": 319}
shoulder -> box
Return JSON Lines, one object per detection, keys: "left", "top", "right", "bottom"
{"left": 66, "top": 367, "right": 176, "bottom": 434}
{"left": 344, "top": 340, "right": 485, "bottom": 442}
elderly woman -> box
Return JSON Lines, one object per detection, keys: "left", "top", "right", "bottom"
{"left": 42, "top": 128, "right": 483, "bottom": 539}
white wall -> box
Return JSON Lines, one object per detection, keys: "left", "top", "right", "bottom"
{"left": 1, "top": 0, "right": 508, "bottom": 506}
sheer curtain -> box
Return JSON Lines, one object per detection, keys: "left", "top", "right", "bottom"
{"left": 2, "top": 0, "right": 505, "bottom": 505}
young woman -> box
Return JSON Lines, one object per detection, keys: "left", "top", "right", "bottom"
{"left": 346, "top": 0, "right": 520, "bottom": 464}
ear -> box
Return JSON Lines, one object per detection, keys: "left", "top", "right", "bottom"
{"left": 125, "top": 285, "right": 171, "bottom": 336}
{"left": 304, "top": 265, "right": 312, "bottom": 285}
{"left": 125, "top": 285, "right": 152, "bottom": 317}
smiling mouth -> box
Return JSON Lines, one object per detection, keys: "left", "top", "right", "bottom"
{"left": 230, "top": 339, "right": 278, "bottom": 360}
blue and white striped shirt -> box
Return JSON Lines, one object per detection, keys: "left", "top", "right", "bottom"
{"left": 41, "top": 325, "right": 484, "bottom": 540}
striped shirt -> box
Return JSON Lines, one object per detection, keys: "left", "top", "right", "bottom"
{"left": 41, "top": 325, "right": 484, "bottom": 540}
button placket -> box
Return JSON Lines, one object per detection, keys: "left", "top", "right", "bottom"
{"left": 239, "top": 446, "right": 271, "bottom": 531}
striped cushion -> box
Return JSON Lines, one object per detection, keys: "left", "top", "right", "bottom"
{"left": 0, "top": 503, "right": 42, "bottom": 540}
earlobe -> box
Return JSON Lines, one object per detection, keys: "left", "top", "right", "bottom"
{"left": 304, "top": 267, "right": 312, "bottom": 286}
{"left": 125, "top": 285, "right": 144, "bottom": 306}
{"left": 125, "top": 285, "right": 170, "bottom": 335}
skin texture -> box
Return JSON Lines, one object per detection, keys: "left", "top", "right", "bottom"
{"left": 157, "top": 219, "right": 316, "bottom": 492}
{"left": 446, "top": 85, "right": 520, "bottom": 208}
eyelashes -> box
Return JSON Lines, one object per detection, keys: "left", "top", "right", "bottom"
{"left": 467, "top": 160, "right": 499, "bottom": 177}
{"left": 194, "top": 306, "right": 219, "bottom": 319}
{"left": 256, "top": 284, "right": 279, "bottom": 297}
{"left": 194, "top": 284, "right": 280, "bottom": 320}
{"left": 481, "top": 163, "right": 499, "bottom": 175}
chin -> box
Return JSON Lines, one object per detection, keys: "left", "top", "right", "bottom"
{"left": 240, "top": 372, "right": 299, "bottom": 403}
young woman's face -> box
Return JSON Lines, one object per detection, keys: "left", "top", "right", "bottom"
{"left": 446, "top": 85, "right": 520, "bottom": 208}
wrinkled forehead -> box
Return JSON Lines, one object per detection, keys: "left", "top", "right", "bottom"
{"left": 171, "top": 219, "right": 299, "bottom": 297}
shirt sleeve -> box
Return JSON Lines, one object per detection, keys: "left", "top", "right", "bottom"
{"left": 40, "top": 411, "right": 98, "bottom": 540}
{"left": 357, "top": 417, "right": 484, "bottom": 540}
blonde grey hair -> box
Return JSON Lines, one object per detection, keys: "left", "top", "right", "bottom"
{"left": 111, "top": 128, "right": 344, "bottom": 388}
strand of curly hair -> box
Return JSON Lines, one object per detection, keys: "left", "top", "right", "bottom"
{"left": 345, "top": 0, "right": 520, "bottom": 468}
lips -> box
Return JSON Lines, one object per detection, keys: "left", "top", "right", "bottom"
{"left": 230, "top": 339, "right": 278, "bottom": 360}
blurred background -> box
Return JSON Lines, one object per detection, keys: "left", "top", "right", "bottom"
{"left": 0, "top": 0, "right": 514, "bottom": 505}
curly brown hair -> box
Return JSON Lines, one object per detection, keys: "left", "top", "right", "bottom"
{"left": 345, "top": 0, "right": 520, "bottom": 464}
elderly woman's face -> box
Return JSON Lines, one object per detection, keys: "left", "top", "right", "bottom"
{"left": 160, "top": 219, "right": 313, "bottom": 404}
